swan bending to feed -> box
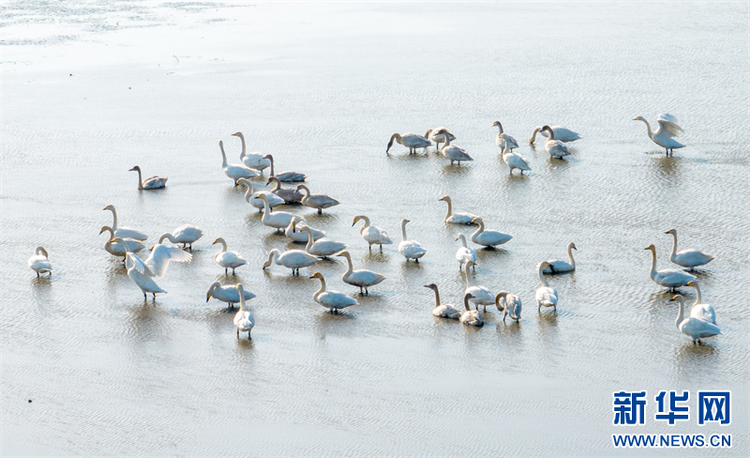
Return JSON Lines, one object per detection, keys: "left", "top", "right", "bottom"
{"left": 262, "top": 248, "right": 318, "bottom": 276}
{"left": 536, "top": 261, "right": 559, "bottom": 312}
{"left": 460, "top": 293, "right": 484, "bottom": 327}
{"left": 352, "top": 215, "right": 392, "bottom": 251}
{"left": 233, "top": 284, "right": 255, "bottom": 339}
{"left": 267, "top": 176, "right": 303, "bottom": 203}
{"left": 398, "top": 219, "right": 427, "bottom": 262}
{"left": 425, "top": 127, "right": 455, "bottom": 151}
{"left": 159, "top": 225, "right": 204, "bottom": 250}
{"left": 386, "top": 132, "right": 431, "bottom": 155}
{"left": 206, "top": 281, "right": 256, "bottom": 308}
{"left": 265, "top": 154, "right": 306, "bottom": 182}
{"left": 285, "top": 217, "right": 326, "bottom": 243}
{"left": 686, "top": 281, "right": 716, "bottom": 325}
{"left": 237, "top": 177, "right": 284, "bottom": 212}
{"left": 28, "top": 247, "right": 52, "bottom": 277}
{"left": 495, "top": 292, "right": 522, "bottom": 322}
{"left": 670, "top": 295, "right": 721, "bottom": 344}
{"left": 296, "top": 185, "right": 340, "bottom": 214}
{"left": 232, "top": 131, "right": 271, "bottom": 171}
{"left": 218, "top": 140, "right": 258, "bottom": 184}
{"left": 424, "top": 283, "right": 461, "bottom": 319}
{"left": 212, "top": 237, "right": 247, "bottom": 275}
{"left": 455, "top": 233, "right": 477, "bottom": 269}
{"left": 529, "top": 125, "right": 581, "bottom": 144}
{"left": 543, "top": 242, "right": 577, "bottom": 274}
{"left": 439, "top": 137, "right": 473, "bottom": 166}
{"left": 633, "top": 114, "right": 684, "bottom": 156}
{"left": 337, "top": 250, "right": 386, "bottom": 295}
{"left": 463, "top": 261, "right": 494, "bottom": 312}
{"left": 302, "top": 226, "right": 346, "bottom": 258}
{"left": 665, "top": 228, "right": 714, "bottom": 271}
{"left": 470, "top": 217, "right": 512, "bottom": 248}
{"left": 540, "top": 125, "right": 570, "bottom": 159}
{"left": 439, "top": 195, "right": 479, "bottom": 225}
{"left": 645, "top": 244, "right": 696, "bottom": 291}
{"left": 493, "top": 121, "right": 519, "bottom": 151}
{"left": 257, "top": 193, "right": 302, "bottom": 232}
{"left": 310, "top": 271, "right": 357, "bottom": 313}
{"left": 129, "top": 165, "right": 167, "bottom": 190}
{"left": 103, "top": 205, "right": 148, "bottom": 240}
{"left": 100, "top": 226, "right": 145, "bottom": 260}
{"left": 501, "top": 142, "right": 531, "bottom": 175}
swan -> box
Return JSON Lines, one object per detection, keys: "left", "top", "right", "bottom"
{"left": 540, "top": 126, "right": 570, "bottom": 159}
{"left": 124, "top": 251, "right": 166, "bottom": 300}
{"left": 501, "top": 142, "right": 531, "bottom": 175}
{"left": 439, "top": 195, "right": 478, "bottom": 225}
{"left": 633, "top": 114, "right": 684, "bottom": 156}
{"left": 686, "top": 281, "right": 716, "bottom": 325}
{"left": 463, "top": 261, "right": 494, "bottom": 312}
{"left": 460, "top": 293, "right": 484, "bottom": 327}
{"left": 233, "top": 284, "right": 255, "bottom": 339}
{"left": 262, "top": 248, "right": 318, "bottom": 276}
{"left": 470, "top": 217, "right": 512, "bottom": 248}
{"left": 670, "top": 295, "right": 721, "bottom": 344}
{"left": 265, "top": 154, "right": 306, "bottom": 182}
{"left": 352, "top": 215, "right": 392, "bottom": 251}
{"left": 398, "top": 219, "right": 427, "bottom": 262}
{"left": 237, "top": 177, "right": 284, "bottom": 212}
{"left": 440, "top": 137, "right": 473, "bottom": 166}
{"left": 103, "top": 204, "right": 148, "bottom": 241}
{"left": 492, "top": 121, "right": 519, "bottom": 151}
{"left": 536, "top": 261, "right": 559, "bottom": 312}
{"left": 232, "top": 131, "right": 271, "bottom": 171}
{"left": 665, "top": 228, "right": 714, "bottom": 271}
{"left": 100, "top": 226, "right": 145, "bottom": 260}
{"left": 218, "top": 140, "right": 258, "bottom": 184}
{"left": 529, "top": 125, "right": 581, "bottom": 144}
{"left": 129, "top": 165, "right": 167, "bottom": 190}
{"left": 267, "top": 176, "right": 304, "bottom": 203}
{"left": 645, "top": 244, "right": 696, "bottom": 291}
{"left": 386, "top": 132, "right": 431, "bottom": 155}
{"left": 28, "top": 246, "right": 52, "bottom": 277}
{"left": 310, "top": 271, "right": 357, "bottom": 313}
{"left": 285, "top": 217, "right": 326, "bottom": 243}
{"left": 206, "top": 281, "right": 256, "bottom": 308}
{"left": 159, "top": 225, "right": 204, "bottom": 250}
{"left": 212, "top": 237, "right": 247, "bottom": 275}
{"left": 455, "top": 233, "right": 477, "bottom": 270}
{"left": 296, "top": 184, "right": 340, "bottom": 214}
{"left": 542, "top": 242, "right": 577, "bottom": 274}
{"left": 495, "top": 292, "right": 522, "bottom": 322}
{"left": 425, "top": 127, "right": 455, "bottom": 151}
{"left": 424, "top": 283, "right": 461, "bottom": 319}
{"left": 337, "top": 250, "right": 386, "bottom": 295}
{"left": 301, "top": 226, "right": 346, "bottom": 258}
{"left": 257, "top": 193, "right": 303, "bottom": 232}
{"left": 115, "top": 237, "right": 191, "bottom": 300}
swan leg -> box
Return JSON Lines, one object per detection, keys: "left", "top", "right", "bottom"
{"left": 143, "top": 292, "right": 148, "bottom": 301}
{"left": 365, "top": 287, "right": 369, "bottom": 296}
{"left": 503, "top": 311, "right": 507, "bottom": 322}
{"left": 379, "top": 244, "right": 383, "bottom": 252}
{"left": 36, "top": 272, "right": 40, "bottom": 278}
{"left": 225, "top": 268, "right": 228, "bottom": 275}
{"left": 237, "top": 328, "right": 239, "bottom": 338}
{"left": 248, "top": 329, "right": 252, "bottom": 340}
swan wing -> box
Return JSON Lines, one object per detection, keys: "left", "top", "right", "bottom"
{"left": 125, "top": 252, "right": 147, "bottom": 275}
{"left": 146, "top": 244, "right": 193, "bottom": 278}
{"left": 114, "top": 227, "right": 149, "bottom": 241}
{"left": 690, "top": 303, "right": 716, "bottom": 325}
{"left": 656, "top": 113, "right": 683, "bottom": 137}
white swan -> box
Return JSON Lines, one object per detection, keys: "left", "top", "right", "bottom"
{"left": 206, "top": 281, "right": 256, "bottom": 308}
{"left": 455, "top": 233, "right": 477, "bottom": 269}
{"left": 492, "top": 121, "right": 519, "bottom": 151}
{"left": 495, "top": 292, "right": 522, "bottom": 322}
{"left": 543, "top": 242, "right": 577, "bottom": 274}
{"left": 463, "top": 261, "right": 494, "bottom": 312}
{"left": 129, "top": 165, "right": 167, "bottom": 190}
{"left": 645, "top": 244, "right": 696, "bottom": 291}
{"left": 266, "top": 176, "right": 303, "bottom": 203}
{"left": 159, "top": 225, "right": 203, "bottom": 250}
{"left": 440, "top": 137, "right": 473, "bottom": 166}
{"left": 310, "top": 271, "right": 357, "bottom": 313}
{"left": 424, "top": 283, "right": 461, "bottom": 319}
{"left": 218, "top": 140, "right": 258, "bottom": 184}
{"left": 386, "top": 132, "right": 431, "bottom": 155}
{"left": 233, "top": 283, "right": 255, "bottom": 339}
{"left": 337, "top": 250, "right": 386, "bottom": 295}
{"left": 670, "top": 295, "right": 721, "bottom": 344}
{"left": 501, "top": 142, "right": 531, "bottom": 175}
{"left": 460, "top": 293, "right": 484, "bottom": 327}
{"left": 103, "top": 204, "right": 148, "bottom": 241}
{"left": 425, "top": 127, "right": 455, "bottom": 151}
{"left": 529, "top": 125, "right": 581, "bottom": 144}
{"left": 398, "top": 219, "right": 427, "bottom": 262}
{"left": 439, "top": 195, "right": 478, "bottom": 225}
{"left": 100, "top": 226, "right": 145, "bottom": 260}
{"left": 262, "top": 248, "right": 318, "bottom": 276}
{"left": 257, "top": 193, "right": 303, "bottom": 232}
{"left": 470, "top": 217, "right": 512, "bottom": 248}
{"left": 28, "top": 246, "right": 52, "bottom": 277}
{"left": 535, "top": 261, "right": 559, "bottom": 312}
{"left": 540, "top": 125, "right": 570, "bottom": 159}
{"left": 296, "top": 184, "right": 340, "bottom": 214}
{"left": 212, "top": 237, "right": 247, "bottom": 275}
{"left": 116, "top": 237, "right": 191, "bottom": 300}
{"left": 352, "top": 215, "right": 392, "bottom": 251}
{"left": 634, "top": 114, "right": 684, "bottom": 156}
{"left": 665, "top": 228, "right": 714, "bottom": 271}
{"left": 237, "top": 177, "right": 284, "bottom": 212}
{"left": 265, "top": 154, "right": 306, "bottom": 182}
{"left": 123, "top": 249, "right": 166, "bottom": 300}
{"left": 301, "top": 226, "right": 346, "bottom": 258}
{"left": 232, "top": 131, "right": 271, "bottom": 171}
{"left": 285, "top": 217, "right": 326, "bottom": 243}
{"left": 686, "top": 281, "right": 716, "bottom": 325}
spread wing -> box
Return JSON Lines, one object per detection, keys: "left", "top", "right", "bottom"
{"left": 145, "top": 244, "right": 193, "bottom": 278}
{"left": 125, "top": 252, "right": 147, "bottom": 275}
{"left": 657, "top": 113, "right": 683, "bottom": 137}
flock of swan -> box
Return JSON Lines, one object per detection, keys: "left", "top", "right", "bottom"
{"left": 28, "top": 116, "right": 718, "bottom": 343}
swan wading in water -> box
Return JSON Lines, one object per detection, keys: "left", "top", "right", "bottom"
{"left": 455, "top": 233, "right": 477, "bottom": 270}
{"left": 233, "top": 284, "right": 255, "bottom": 339}
{"left": 424, "top": 283, "right": 461, "bottom": 319}
{"left": 463, "top": 261, "right": 494, "bottom": 312}
{"left": 232, "top": 131, "right": 271, "bottom": 172}
{"left": 206, "top": 281, "right": 256, "bottom": 309}
{"left": 645, "top": 244, "right": 696, "bottom": 291}
{"left": 28, "top": 247, "right": 52, "bottom": 277}
{"left": 536, "top": 261, "right": 559, "bottom": 312}
{"left": 237, "top": 177, "right": 284, "bottom": 213}
{"left": 159, "top": 225, "right": 203, "bottom": 250}
{"left": 665, "top": 228, "right": 714, "bottom": 271}
{"left": 470, "top": 217, "right": 512, "bottom": 248}
{"left": 310, "top": 271, "right": 357, "bottom": 314}
{"left": 495, "top": 292, "right": 522, "bottom": 322}
{"left": 670, "top": 295, "right": 721, "bottom": 344}
{"left": 543, "top": 242, "right": 577, "bottom": 274}
{"left": 386, "top": 132, "right": 431, "bottom": 155}
{"left": 439, "top": 136, "right": 473, "bottom": 166}
{"left": 262, "top": 248, "right": 318, "bottom": 276}
{"left": 218, "top": 140, "right": 258, "bottom": 184}
{"left": 398, "top": 219, "right": 427, "bottom": 262}
{"left": 352, "top": 215, "right": 392, "bottom": 251}
{"left": 212, "top": 237, "right": 247, "bottom": 275}
{"left": 265, "top": 154, "right": 306, "bottom": 182}
{"left": 285, "top": 217, "right": 325, "bottom": 243}
{"left": 301, "top": 226, "right": 346, "bottom": 258}
{"left": 337, "top": 250, "right": 386, "bottom": 295}
{"left": 686, "top": 281, "right": 716, "bottom": 325}
{"left": 633, "top": 114, "right": 684, "bottom": 156}
{"left": 115, "top": 237, "right": 191, "bottom": 300}
{"left": 460, "top": 293, "right": 484, "bottom": 327}
{"left": 439, "top": 195, "right": 479, "bottom": 225}
{"left": 296, "top": 185, "right": 340, "bottom": 214}
{"left": 267, "top": 176, "right": 303, "bottom": 204}
{"left": 257, "top": 193, "right": 302, "bottom": 232}
{"left": 529, "top": 125, "right": 581, "bottom": 144}
{"left": 129, "top": 166, "right": 167, "bottom": 190}
{"left": 501, "top": 142, "right": 531, "bottom": 175}
{"left": 425, "top": 127, "right": 455, "bottom": 151}
{"left": 540, "top": 125, "right": 570, "bottom": 159}
{"left": 103, "top": 205, "right": 148, "bottom": 241}
{"left": 492, "top": 121, "right": 519, "bottom": 151}
{"left": 100, "top": 226, "right": 145, "bottom": 261}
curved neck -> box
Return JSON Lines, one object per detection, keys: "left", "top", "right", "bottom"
{"left": 159, "top": 233, "right": 175, "bottom": 244}
{"left": 457, "top": 234, "right": 467, "bottom": 248}
{"left": 669, "top": 232, "right": 678, "bottom": 257}
{"left": 219, "top": 142, "right": 228, "bottom": 167}
{"left": 472, "top": 219, "right": 485, "bottom": 237}
{"left": 567, "top": 244, "right": 576, "bottom": 268}
{"left": 675, "top": 299, "right": 685, "bottom": 329}
{"left": 314, "top": 276, "right": 327, "bottom": 298}
{"left": 263, "top": 249, "right": 278, "bottom": 268}
{"left": 243, "top": 183, "right": 254, "bottom": 200}
{"left": 260, "top": 196, "right": 271, "bottom": 215}
{"left": 238, "top": 287, "right": 247, "bottom": 312}
{"left": 108, "top": 208, "right": 118, "bottom": 229}
{"left": 442, "top": 199, "right": 453, "bottom": 220}
{"left": 216, "top": 239, "right": 228, "bottom": 252}
{"left": 298, "top": 185, "right": 310, "bottom": 203}
{"left": 430, "top": 287, "right": 441, "bottom": 309}
{"left": 355, "top": 215, "right": 370, "bottom": 229}
{"left": 529, "top": 126, "right": 541, "bottom": 144}
{"left": 537, "top": 264, "right": 549, "bottom": 287}
{"left": 35, "top": 247, "right": 48, "bottom": 257}
{"left": 463, "top": 262, "right": 474, "bottom": 287}
{"left": 545, "top": 128, "right": 555, "bottom": 140}
{"left": 135, "top": 168, "right": 144, "bottom": 190}
{"left": 648, "top": 248, "right": 657, "bottom": 277}
{"left": 269, "top": 177, "right": 280, "bottom": 192}
{"left": 268, "top": 156, "right": 275, "bottom": 176}
{"left": 238, "top": 134, "right": 246, "bottom": 157}
{"left": 463, "top": 294, "right": 472, "bottom": 312}
{"left": 639, "top": 119, "right": 654, "bottom": 138}
{"left": 304, "top": 228, "right": 315, "bottom": 251}
{"left": 495, "top": 122, "right": 503, "bottom": 134}
{"left": 102, "top": 226, "right": 115, "bottom": 244}
{"left": 400, "top": 221, "right": 408, "bottom": 241}
{"left": 691, "top": 283, "right": 702, "bottom": 305}
{"left": 342, "top": 253, "right": 353, "bottom": 276}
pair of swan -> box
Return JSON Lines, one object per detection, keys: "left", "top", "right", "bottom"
{"left": 455, "top": 233, "right": 477, "bottom": 269}
{"left": 440, "top": 136, "right": 473, "bottom": 166}
{"left": 439, "top": 196, "right": 478, "bottom": 225}
{"left": 542, "top": 242, "right": 577, "bottom": 274}
{"left": 233, "top": 284, "right": 255, "bottom": 339}
{"left": 212, "top": 237, "right": 246, "bottom": 275}
{"left": 159, "top": 225, "right": 204, "bottom": 250}
{"left": 286, "top": 217, "right": 325, "bottom": 243}
{"left": 352, "top": 215, "right": 392, "bottom": 251}
{"left": 425, "top": 127, "right": 455, "bottom": 151}
{"left": 633, "top": 114, "right": 684, "bottom": 156}
{"left": 536, "top": 261, "right": 559, "bottom": 312}
{"left": 493, "top": 121, "right": 519, "bottom": 151}
{"left": 302, "top": 226, "right": 346, "bottom": 258}
{"left": 540, "top": 126, "right": 570, "bottom": 159}
{"left": 463, "top": 261, "right": 494, "bottom": 311}
{"left": 386, "top": 132, "right": 431, "bottom": 155}
{"left": 129, "top": 166, "right": 167, "bottom": 190}
{"left": 529, "top": 125, "right": 581, "bottom": 144}
{"left": 100, "top": 226, "right": 145, "bottom": 260}
{"left": 470, "top": 217, "right": 512, "bottom": 248}
{"left": 501, "top": 142, "right": 531, "bottom": 175}
{"left": 337, "top": 251, "right": 386, "bottom": 295}
{"left": 28, "top": 247, "right": 52, "bottom": 277}
{"left": 267, "top": 177, "right": 303, "bottom": 203}
{"left": 262, "top": 248, "right": 318, "bottom": 276}
{"left": 232, "top": 131, "right": 271, "bottom": 172}
{"left": 310, "top": 272, "right": 358, "bottom": 313}
{"left": 218, "top": 140, "right": 259, "bottom": 184}
{"left": 116, "top": 237, "right": 193, "bottom": 300}
{"left": 237, "top": 178, "right": 284, "bottom": 212}
{"left": 297, "top": 185, "right": 339, "bottom": 214}
{"left": 665, "top": 228, "right": 714, "bottom": 271}
{"left": 206, "top": 281, "right": 256, "bottom": 309}
{"left": 670, "top": 295, "right": 720, "bottom": 344}
{"left": 257, "top": 193, "right": 303, "bottom": 232}
{"left": 424, "top": 283, "right": 462, "bottom": 319}
{"left": 495, "top": 292, "right": 522, "bottom": 322}
{"left": 645, "top": 244, "right": 696, "bottom": 291}
{"left": 103, "top": 205, "right": 148, "bottom": 241}
{"left": 398, "top": 219, "right": 427, "bottom": 262}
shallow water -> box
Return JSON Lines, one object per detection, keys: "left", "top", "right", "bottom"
{"left": 1, "top": 1, "right": 748, "bottom": 456}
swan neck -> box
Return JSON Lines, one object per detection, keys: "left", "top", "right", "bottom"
{"left": 261, "top": 195, "right": 271, "bottom": 215}
{"left": 538, "top": 264, "right": 549, "bottom": 287}
{"left": 400, "top": 220, "right": 408, "bottom": 241}
{"left": 102, "top": 226, "right": 115, "bottom": 244}
{"left": 315, "top": 276, "right": 327, "bottom": 296}
{"left": 159, "top": 234, "right": 172, "bottom": 244}
{"left": 675, "top": 299, "right": 685, "bottom": 329}
{"left": 649, "top": 248, "right": 657, "bottom": 277}
{"left": 358, "top": 215, "right": 370, "bottom": 229}
{"left": 443, "top": 199, "right": 453, "bottom": 220}
{"left": 219, "top": 142, "right": 228, "bottom": 167}
{"left": 567, "top": 244, "right": 576, "bottom": 268}
{"left": 239, "top": 134, "right": 246, "bottom": 156}
{"left": 238, "top": 287, "right": 247, "bottom": 311}
{"left": 299, "top": 185, "right": 310, "bottom": 204}
{"left": 342, "top": 254, "right": 353, "bottom": 276}
{"left": 217, "top": 239, "right": 227, "bottom": 252}
{"left": 640, "top": 118, "right": 654, "bottom": 138}
{"left": 463, "top": 294, "right": 472, "bottom": 312}
{"left": 458, "top": 234, "right": 467, "bottom": 248}
{"left": 692, "top": 284, "right": 702, "bottom": 305}
{"left": 472, "top": 219, "right": 484, "bottom": 236}
{"left": 243, "top": 182, "right": 254, "bottom": 200}
{"left": 263, "top": 250, "right": 277, "bottom": 268}
{"left": 135, "top": 168, "right": 144, "bottom": 190}
{"left": 269, "top": 178, "right": 280, "bottom": 192}
{"left": 463, "top": 262, "right": 474, "bottom": 287}
{"left": 669, "top": 232, "right": 678, "bottom": 257}
{"left": 304, "top": 228, "right": 314, "bottom": 251}
{"left": 529, "top": 126, "right": 541, "bottom": 144}
{"left": 108, "top": 207, "right": 118, "bottom": 229}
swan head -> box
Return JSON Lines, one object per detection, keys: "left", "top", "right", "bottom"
{"left": 256, "top": 193, "right": 269, "bottom": 201}
{"left": 466, "top": 260, "right": 476, "bottom": 268}
{"left": 540, "top": 125, "right": 554, "bottom": 139}
{"left": 128, "top": 166, "right": 140, "bottom": 172}
{"left": 206, "top": 281, "right": 221, "bottom": 301}
{"left": 309, "top": 271, "right": 324, "bottom": 280}
{"left": 211, "top": 237, "right": 225, "bottom": 245}
{"left": 492, "top": 121, "right": 503, "bottom": 132}
{"left": 352, "top": 215, "right": 365, "bottom": 227}
{"left": 569, "top": 242, "right": 577, "bottom": 250}
{"left": 34, "top": 246, "right": 49, "bottom": 257}
{"left": 423, "top": 283, "right": 438, "bottom": 291}
{"left": 265, "top": 177, "right": 279, "bottom": 186}
{"left": 103, "top": 204, "right": 115, "bottom": 212}
{"left": 386, "top": 133, "right": 400, "bottom": 154}
{"left": 438, "top": 195, "right": 451, "bottom": 203}
{"left": 665, "top": 228, "right": 676, "bottom": 235}
{"left": 231, "top": 131, "right": 243, "bottom": 138}
{"left": 262, "top": 154, "right": 274, "bottom": 162}
{"left": 633, "top": 116, "right": 646, "bottom": 122}
{"left": 99, "top": 225, "right": 113, "bottom": 236}
{"left": 336, "top": 251, "right": 351, "bottom": 260}
{"left": 470, "top": 217, "right": 482, "bottom": 225}
{"left": 644, "top": 244, "right": 656, "bottom": 252}
{"left": 669, "top": 294, "right": 684, "bottom": 305}
{"left": 237, "top": 177, "right": 252, "bottom": 187}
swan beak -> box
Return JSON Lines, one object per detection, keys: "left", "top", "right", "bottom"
{"left": 128, "top": 167, "right": 136, "bottom": 172}
{"left": 687, "top": 281, "right": 694, "bottom": 286}
{"left": 98, "top": 228, "right": 105, "bottom": 234}
{"left": 206, "top": 295, "right": 210, "bottom": 302}
{"left": 470, "top": 218, "right": 478, "bottom": 223}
